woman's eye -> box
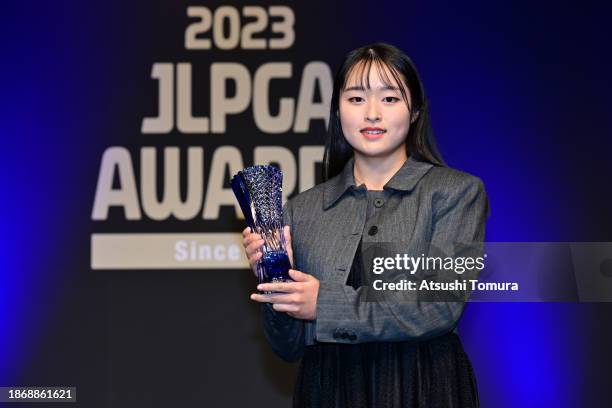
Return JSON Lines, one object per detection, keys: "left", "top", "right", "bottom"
{"left": 348, "top": 97, "right": 364, "bottom": 103}
{"left": 383, "top": 96, "right": 400, "bottom": 103}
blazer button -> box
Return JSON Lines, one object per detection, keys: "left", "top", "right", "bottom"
{"left": 333, "top": 328, "right": 345, "bottom": 340}
{"left": 374, "top": 198, "right": 384, "bottom": 208}
{"left": 368, "top": 225, "right": 378, "bottom": 236}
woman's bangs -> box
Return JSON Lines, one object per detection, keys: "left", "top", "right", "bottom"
{"left": 342, "top": 56, "right": 413, "bottom": 112}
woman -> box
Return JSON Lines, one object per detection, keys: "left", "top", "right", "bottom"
{"left": 243, "top": 43, "right": 489, "bottom": 408}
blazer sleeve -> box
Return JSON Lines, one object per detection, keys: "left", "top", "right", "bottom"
{"left": 259, "top": 199, "right": 306, "bottom": 362}
{"left": 314, "top": 176, "right": 490, "bottom": 343}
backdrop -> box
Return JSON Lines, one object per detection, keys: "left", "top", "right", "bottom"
{"left": 2, "top": 1, "right": 612, "bottom": 406}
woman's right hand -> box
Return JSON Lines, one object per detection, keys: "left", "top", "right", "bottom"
{"left": 242, "top": 227, "right": 264, "bottom": 277}
{"left": 241, "top": 226, "right": 294, "bottom": 277}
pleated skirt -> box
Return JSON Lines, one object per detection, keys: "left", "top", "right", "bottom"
{"left": 293, "top": 332, "right": 479, "bottom": 408}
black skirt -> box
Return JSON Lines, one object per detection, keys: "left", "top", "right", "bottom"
{"left": 293, "top": 332, "right": 479, "bottom": 408}
{"left": 293, "top": 240, "right": 479, "bottom": 408}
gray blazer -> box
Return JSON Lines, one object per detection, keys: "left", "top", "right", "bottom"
{"left": 261, "top": 155, "right": 490, "bottom": 362}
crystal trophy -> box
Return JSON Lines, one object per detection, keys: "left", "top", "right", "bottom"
{"left": 231, "top": 165, "right": 292, "bottom": 284}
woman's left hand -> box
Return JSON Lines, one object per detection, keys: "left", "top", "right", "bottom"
{"left": 250, "top": 269, "right": 320, "bottom": 320}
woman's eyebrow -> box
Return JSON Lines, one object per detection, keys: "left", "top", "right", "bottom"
{"left": 343, "top": 85, "right": 401, "bottom": 92}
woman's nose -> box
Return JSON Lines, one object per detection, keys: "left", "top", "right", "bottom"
{"left": 365, "top": 101, "right": 381, "bottom": 123}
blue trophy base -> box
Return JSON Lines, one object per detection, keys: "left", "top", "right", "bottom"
{"left": 261, "top": 250, "right": 292, "bottom": 283}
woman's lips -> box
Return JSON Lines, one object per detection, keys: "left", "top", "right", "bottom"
{"left": 361, "top": 129, "right": 386, "bottom": 140}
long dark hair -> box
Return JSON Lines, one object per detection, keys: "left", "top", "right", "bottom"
{"left": 322, "top": 43, "right": 446, "bottom": 181}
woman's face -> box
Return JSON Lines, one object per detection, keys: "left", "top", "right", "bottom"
{"left": 339, "top": 62, "right": 413, "bottom": 159}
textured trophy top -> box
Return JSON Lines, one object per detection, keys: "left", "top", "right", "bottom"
{"left": 231, "top": 165, "right": 283, "bottom": 227}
